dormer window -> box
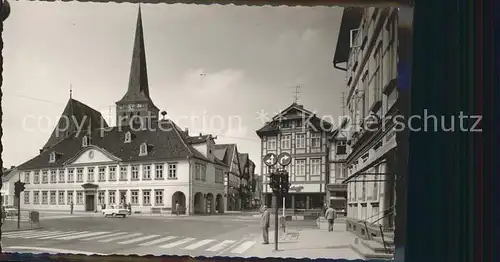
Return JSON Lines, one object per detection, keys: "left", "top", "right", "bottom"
{"left": 124, "top": 132, "right": 132, "bottom": 143}
{"left": 49, "top": 152, "right": 56, "bottom": 163}
{"left": 82, "top": 136, "right": 89, "bottom": 147}
{"left": 139, "top": 142, "right": 148, "bottom": 156}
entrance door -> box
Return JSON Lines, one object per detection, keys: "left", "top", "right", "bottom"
{"left": 85, "top": 195, "right": 95, "bottom": 212}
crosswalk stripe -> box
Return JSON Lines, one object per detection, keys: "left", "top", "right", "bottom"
{"left": 82, "top": 232, "right": 126, "bottom": 241}
{"left": 18, "top": 231, "right": 64, "bottom": 239}
{"left": 58, "top": 231, "right": 110, "bottom": 240}
{"left": 231, "top": 240, "right": 256, "bottom": 254}
{"left": 182, "top": 239, "right": 215, "bottom": 250}
{"left": 117, "top": 234, "right": 160, "bottom": 244}
{"left": 138, "top": 236, "right": 177, "bottom": 246}
{"left": 205, "top": 240, "right": 236, "bottom": 252}
{"left": 38, "top": 231, "right": 80, "bottom": 239}
{"left": 3, "top": 230, "right": 50, "bottom": 238}
{"left": 160, "top": 237, "right": 196, "bottom": 248}
{"left": 50, "top": 231, "right": 90, "bottom": 240}
{"left": 98, "top": 233, "right": 142, "bottom": 243}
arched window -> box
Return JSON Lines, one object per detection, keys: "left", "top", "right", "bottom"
{"left": 124, "top": 132, "right": 132, "bottom": 143}
{"left": 139, "top": 142, "right": 148, "bottom": 156}
{"left": 82, "top": 136, "right": 88, "bottom": 147}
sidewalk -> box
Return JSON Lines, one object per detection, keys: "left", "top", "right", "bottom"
{"left": 243, "top": 223, "right": 362, "bottom": 260}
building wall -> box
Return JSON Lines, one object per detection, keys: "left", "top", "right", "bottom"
{"left": 343, "top": 7, "right": 399, "bottom": 225}
{"left": 1, "top": 170, "right": 19, "bottom": 206}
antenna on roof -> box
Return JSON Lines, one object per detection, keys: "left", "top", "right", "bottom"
{"left": 69, "top": 84, "right": 73, "bottom": 99}
{"left": 290, "top": 85, "right": 302, "bottom": 103}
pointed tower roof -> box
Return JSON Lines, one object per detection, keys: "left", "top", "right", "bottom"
{"left": 42, "top": 98, "right": 109, "bottom": 150}
{"left": 117, "top": 6, "right": 155, "bottom": 106}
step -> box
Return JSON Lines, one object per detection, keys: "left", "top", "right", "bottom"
{"left": 350, "top": 243, "right": 394, "bottom": 260}
{"left": 361, "top": 239, "right": 395, "bottom": 253}
{"left": 373, "top": 236, "right": 394, "bottom": 246}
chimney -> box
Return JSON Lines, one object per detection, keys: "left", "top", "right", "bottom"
{"left": 199, "top": 133, "right": 202, "bottom": 137}
{"left": 10, "top": 166, "right": 15, "bottom": 169}
{"left": 184, "top": 128, "right": 189, "bottom": 136}
{"left": 39, "top": 148, "right": 44, "bottom": 154}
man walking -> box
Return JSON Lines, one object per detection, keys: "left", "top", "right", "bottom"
{"left": 175, "top": 201, "right": 181, "bottom": 216}
{"left": 325, "top": 204, "right": 337, "bottom": 232}
{"left": 260, "top": 205, "right": 270, "bottom": 244}
{"left": 70, "top": 201, "right": 74, "bottom": 215}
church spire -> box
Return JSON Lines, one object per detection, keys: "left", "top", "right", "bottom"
{"left": 117, "top": 5, "right": 153, "bottom": 104}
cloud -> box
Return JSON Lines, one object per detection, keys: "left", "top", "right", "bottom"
{"left": 181, "top": 68, "right": 245, "bottom": 94}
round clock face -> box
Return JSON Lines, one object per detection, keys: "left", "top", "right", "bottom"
{"left": 88, "top": 150, "right": 95, "bottom": 159}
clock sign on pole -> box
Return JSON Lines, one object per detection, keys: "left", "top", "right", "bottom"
{"left": 263, "top": 153, "right": 278, "bottom": 167}
{"left": 277, "top": 152, "right": 292, "bottom": 167}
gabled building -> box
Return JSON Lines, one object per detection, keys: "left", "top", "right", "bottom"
{"left": 333, "top": 7, "right": 399, "bottom": 238}
{"left": 15, "top": 7, "right": 229, "bottom": 216}
{"left": 212, "top": 144, "right": 242, "bottom": 211}
{"left": 326, "top": 119, "right": 349, "bottom": 214}
{"left": 1, "top": 166, "right": 19, "bottom": 207}
{"left": 256, "top": 102, "right": 333, "bottom": 210}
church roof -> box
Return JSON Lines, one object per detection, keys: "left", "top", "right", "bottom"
{"left": 43, "top": 98, "right": 108, "bottom": 150}
{"left": 116, "top": 6, "right": 157, "bottom": 110}
{"left": 18, "top": 120, "right": 226, "bottom": 171}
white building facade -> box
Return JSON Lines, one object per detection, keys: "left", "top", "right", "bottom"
{"left": 333, "top": 7, "right": 399, "bottom": 233}
{"left": 1, "top": 167, "right": 19, "bottom": 207}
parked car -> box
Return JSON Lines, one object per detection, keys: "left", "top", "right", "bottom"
{"left": 102, "top": 205, "right": 128, "bottom": 218}
{"left": 3, "top": 205, "right": 18, "bottom": 216}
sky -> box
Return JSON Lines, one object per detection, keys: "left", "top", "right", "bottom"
{"left": 2, "top": 2, "right": 347, "bottom": 171}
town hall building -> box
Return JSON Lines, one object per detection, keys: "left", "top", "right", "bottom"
{"left": 15, "top": 7, "right": 247, "bottom": 215}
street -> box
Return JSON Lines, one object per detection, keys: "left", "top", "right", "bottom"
{"left": 2, "top": 213, "right": 269, "bottom": 257}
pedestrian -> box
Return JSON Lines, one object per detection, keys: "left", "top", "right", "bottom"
{"left": 127, "top": 203, "right": 132, "bottom": 215}
{"left": 70, "top": 201, "right": 74, "bottom": 215}
{"left": 324, "top": 204, "right": 337, "bottom": 232}
{"left": 260, "top": 205, "right": 270, "bottom": 244}
{"left": 175, "top": 201, "right": 181, "bottom": 216}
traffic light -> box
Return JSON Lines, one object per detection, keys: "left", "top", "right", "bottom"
{"left": 279, "top": 170, "right": 290, "bottom": 195}
{"left": 269, "top": 173, "right": 280, "bottom": 193}
{"left": 14, "top": 181, "right": 26, "bottom": 197}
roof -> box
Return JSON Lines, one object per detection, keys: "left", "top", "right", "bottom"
{"left": 213, "top": 148, "right": 227, "bottom": 162}
{"left": 18, "top": 120, "right": 224, "bottom": 171}
{"left": 238, "top": 153, "right": 249, "bottom": 172}
{"left": 212, "top": 144, "right": 241, "bottom": 174}
{"left": 1, "top": 168, "right": 18, "bottom": 183}
{"left": 43, "top": 98, "right": 109, "bottom": 150}
{"left": 116, "top": 6, "right": 157, "bottom": 110}
{"left": 332, "top": 7, "right": 364, "bottom": 68}
{"left": 256, "top": 102, "right": 334, "bottom": 137}
{"left": 186, "top": 134, "right": 211, "bottom": 145}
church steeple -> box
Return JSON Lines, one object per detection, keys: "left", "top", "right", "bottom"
{"left": 116, "top": 6, "right": 159, "bottom": 127}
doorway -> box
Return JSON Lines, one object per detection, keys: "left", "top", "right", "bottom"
{"left": 85, "top": 194, "right": 95, "bottom": 212}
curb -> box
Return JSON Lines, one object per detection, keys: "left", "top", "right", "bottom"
{"left": 2, "top": 227, "right": 44, "bottom": 233}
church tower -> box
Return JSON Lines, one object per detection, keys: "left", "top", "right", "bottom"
{"left": 116, "top": 6, "right": 159, "bottom": 127}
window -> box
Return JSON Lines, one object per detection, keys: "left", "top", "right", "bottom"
{"left": 50, "top": 191, "right": 56, "bottom": 204}
{"left": 142, "top": 190, "right": 151, "bottom": 205}
{"left": 361, "top": 175, "right": 366, "bottom": 201}
{"left": 295, "top": 119, "right": 303, "bottom": 128}
{"left": 201, "top": 165, "right": 206, "bottom": 181}
{"left": 68, "top": 169, "right": 74, "bottom": 182}
{"left": 98, "top": 191, "right": 105, "bottom": 205}
{"left": 280, "top": 121, "right": 290, "bottom": 128}
{"left": 58, "top": 169, "right": 65, "bottom": 183}
{"left": 143, "top": 165, "right": 151, "bottom": 180}
{"left": 139, "top": 143, "right": 148, "bottom": 156}
{"left": 267, "top": 137, "right": 277, "bottom": 150}
{"left": 67, "top": 191, "right": 74, "bottom": 204}
{"left": 108, "top": 191, "right": 116, "bottom": 205}
{"left": 82, "top": 136, "right": 88, "bottom": 147}
{"left": 311, "top": 133, "right": 321, "bottom": 148}
{"left": 98, "top": 167, "right": 105, "bottom": 181}
{"left": 215, "top": 168, "right": 224, "bottom": 184}
{"left": 281, "top": 135, "right": 291, "bottom": 149}
{"left": 76, "top": 191, "right": 83, "bottom": 205}
{"left": 295, "top": 159, "right": 306, "bottom": 180}
{"left": 87, "top": 167, "right": 95, "bottom": 182}
{"left": 195, "top": 163, "right": 206, "bottom": 181}
{"left": 49, "top": 152, "right": 56, "bottom": 163}
{"left": 48, "top": 170, "right": 55, "bottom": 183}
{"left": 154, "top": 190, "right": 164, "bottom": 206}
{"left": 76, "top": 168, "right": 83, "bottom": 182}
{"left": 373, "top": 43, "right": 383, "bottom": 107}
{"left": 42, "top": 170, "right": 48, "bottom": 183}
{"left": 155, "top": 164, "right": 164, "bottom": 180}
{"left": 24, "top": 172, "right": 30, "bottom": 184}
{"left": 33, "top": 191, "right": 40, "bottom": 204}
{"left": 131, "top": 165, "right": 139, "bottom": 180}
{"left": 24, "top": 191, "right": 30, "bottom": 204}
{"left": 296, "top": 134, "right": 306, "bottom": 148}
{"left": 310, "top": 158, "right": 321, "bottom": 177}
{"left": 124, "top": 132, "right": 132, "bottom": 143}
{"left": 337, "top": 140, "right": 347, "bottom": 155}
{"left": 362, "top": 71, "right": 370, "bottom": 118}
{"left": 58, "top": 191, "right": 65, "bottom": 205}
{"left": 120, "top": 166, "right": 128, "bottom": 181}
{"left": 42, "top": 191, "right": 48, "bottom": 204}
{"left": 108, "top": 166, "right": 116, "bottom": 181}
{"left": 131, "top": 190, "right": 139, "bottom": 205}
{"left": 167, "top": 164, "right": 177, "bottom": 179}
